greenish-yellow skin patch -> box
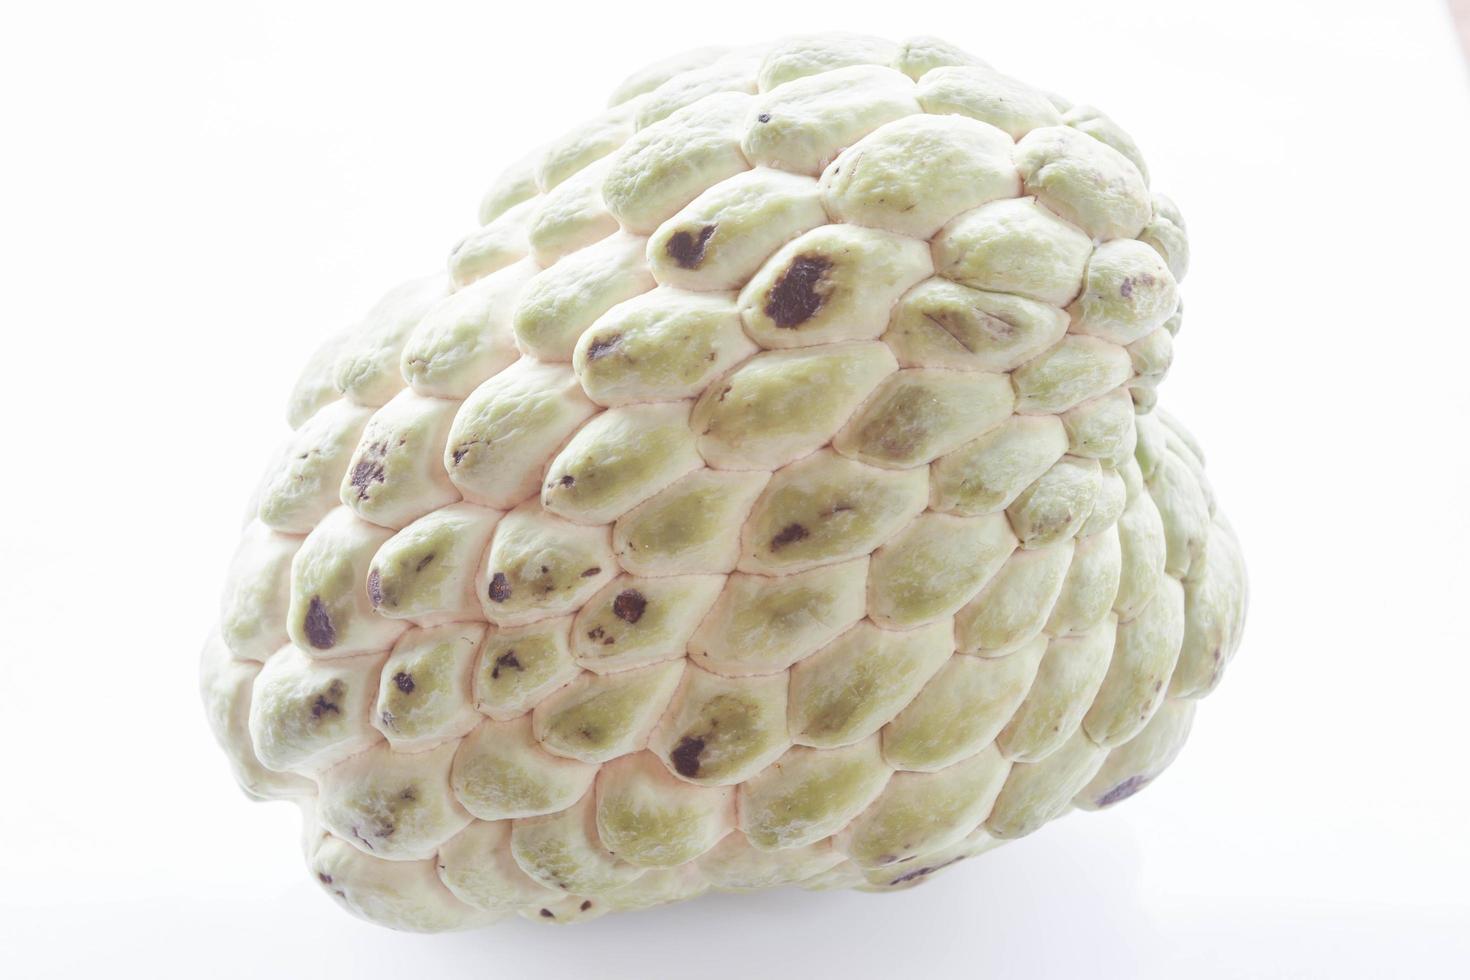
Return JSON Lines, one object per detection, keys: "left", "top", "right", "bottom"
{"left": 309, "top": 835, "right": 490, "bottom": 933}
{"left": 1006, "top": 456, "right": 1101, "bottom": 549}
{"left": 1084, "top": 576, "right": 1183, "bottom": 747}
{"left": 536, "top": 101, "right": 635, "bottom": 192}
{"left": 1068, "top": 239, "right": 1178, "bottom": 348}
{"left": 452, "top": 718, "right": 595, "bottom": 820}
{"left": 289, "top": 509, "right": 402, "bottom": 656}
{"left": 1015, "top": 124, "right": 1151, "bottom": 242}
{"left": 574, "top": 290, "right": 751, "bottom": 406}
{"left": 653, "top": 668, "right": 789, "bottom": 785}
{"left": 914, "top": 64, "right": 1062, "bottom": 140}
{"left": 1172, "top": 522, "right": 1246, "bottom": 699}
{"left": 931, "top": 197, "right": 1092, "bottom": 306}
{"left": 571, "top": 575, "right": 723, "bottom": 672}
{"left": 741, "top": 451, "right": 928, "bottom": 573}
{"left": 756, "top": 35, "right": 900, "bottom": 91}
{"left": 250, "top": 647, "right": 382, "bottom": 772}
{"left": 789, "top": 621, "right": 952, "bottom": 748}
{"left": 842, "top": 747, "right": 1010, "bottom": 867}
{"left": 647, "top": 168, "right": 828, "bottom": 292}
{"left": 401, "top": 261, "right": 529, "bottom": 397}
{"left": 512, "top": 234, "right": 654, "bottom": 361}
{"left": 690, "top": 559, "right": 868, "bottom": 675}
{"left": 595, "top": 758, "right": 730, "bottom": 867}
{"left": 258, "top": 400, "right": 372, "bottom": 534}
{"left": 1045, "top": 526, "right": 1122, "bottom": 635}
{"left": 542, "top": 403, "right": 701, "bottom": 525}
{"left": 445, "top": 360, "right": 596, "bottom": 510}
{"left": 527, "top": 159, "right": 618, "bottom": 265}
{"left": 220, "top": 525, "right": 296, "bottom": 661}
{"left": 369, "top": 520, "right": 470, "bottom": 618}
{"left": 634, "top": 55, "right": 760, "bottom": 129}
{"left": 474, "top": 618, "right": 578, "bottom": 720}
{"left": 1062, "top": 390, "right": 1136, "bottom": 465}
{"left": 1012, "top": 335, "right": 1135, "bottom": 416}
{"left": 340, "top": 392, "right": 459, "bottom": 528}
{"left": 437, "top": 821, "right": 559, "bottom": 911}
{"left": 375, "top": 627, "right": 481, "bottom": 745}
{"left": 603, "top": 92, "right": 752, "bottom": 234}
{"left": 697, "top": 833, "right": 843, "bottom": 890}
{"left": 835, "top": 368, "right": 1014, "bottom": 469}
{"left": 317, "top": 741, "right": 467, "bottom": 860}
{"left": 929, "top": 414, "right": 1070, "bottom": 517}
{"left": 448, "top": 197, "right": 532, "bottom": 287}
{"left": 883, "top": 278, "right": 1068, "bottom": 373}
{"left": 956, "top": 542, "right": 1074, "bottom": 654}
{"left": 332, "top": 275, "right": 450, "bottom": 407}
{"left": 740, "top": 739, "right": 893, "bottom": 850}
{"left": 534, "top": 661, "right": 682, "bottom": 763}
{"left": 509, "top": 797, "right": 645, "bottom": 895}
{"left": 820, "top": 112, "right": 1019, "bottom": 240}
{"left": 998, "top": 618, "right": 1115, "bottom": 763}
{"left": 1081, "top": 466, "right": 1127, "bottom": 537}
{"left": 613, "top": 469, "right": 769, "bottom": 576}
{"left": 1113, "top": 482, "right": 1166, "bottom": 620}
{"left": 1147, "top": 450, "right": 1212, "bottom": 580}
{"left": 1064, "top": 104, "right": 1150, "bottom": 183}
{"left": 479, "top": 506, "right": 614, "bottom": 626}
{"left": 741, "top": 65, "right": 920, "bottom": 177}
{"left": 882, "top": 640, "right": 1046, "bottom": 771}
{"left": 1137, "top": 192, "right": 1189, "bottom": 281}
{"left": 986, "top": 730, "right": 1106, "bottom": 839}
{"left": 868, "top": 512, "right": 1016, "bottom": 628}
{"left": 1078, "top": 698, "right": 1195, "bottom": 811}
{"left": 736, "top": 224, "right": 933, "bottom": 348}
{"left": 1128, "top": 326, "right": 1174, "bottom": 386}
{"left": 692, "top": 343, "right": 897, "bottom": 470}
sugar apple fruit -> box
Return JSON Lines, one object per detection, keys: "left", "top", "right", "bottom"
{"left": 201, "top": 31, "right": 1247, "bottom": 932}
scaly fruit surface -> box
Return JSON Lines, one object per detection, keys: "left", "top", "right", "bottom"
{"left": 201, "top": 31, "right": 1246, "bottom": 931}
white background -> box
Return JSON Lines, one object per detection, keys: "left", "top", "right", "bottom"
{"left": 2, "top": 1, "right": 1467, "bottom": 977}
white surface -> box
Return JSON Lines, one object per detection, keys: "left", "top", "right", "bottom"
{"left": 2, "top": 1, "right": 1467, "bottom": 977}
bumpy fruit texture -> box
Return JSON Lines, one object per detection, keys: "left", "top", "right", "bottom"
{"left": 201, "top": 31, "right": 1246, "bottom": 932}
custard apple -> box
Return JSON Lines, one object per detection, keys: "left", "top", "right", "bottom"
{"left": 200, "top": 31, "right": 1247, "bottom": 932}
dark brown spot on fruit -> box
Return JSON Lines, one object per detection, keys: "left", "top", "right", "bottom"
{"left": 393, "top": 672, "right": 415, "bottom": 694}
{"left": 757, "top": 112, "right": 771, "bottom": 123}
{"left": 1096, "top": 774, "right": 1151, "bottom": 807}
{"left": 540, "top": 908, "right": 555, "bottom": 918}
{"left": 764, "top": 254, "right": 831, "bottom": 328}
{"left": 560, "top": 475, "right": 575, "bottom": 487}
{"left": 1120, "top": 277, "right": 1134, "bottom": 299}
{"left": 665, "top": 224, "right": 716, "bottom": 269}
{"left": 670, "top": 735, "right": 706, "bottom": 777}
{"left": 579, "top": 900, "right": 592, "bottom": 911}
{"left": 491, "top": 651, "right": 521, "bottom": 679}
{"left": 613, "top": 590, "right": 647, "bottom": 623}
{"left": 770, "top": 523, "right": 809, "bottom": 550}
{"left": 349, "top": 441, "right": 389, "bottom": 500}
{"left": 317, "top": 872, "right": 333, "bottom": 884}
{"left": 887, "top": 855, "right": 963, "bottom": 886}
{"left": 366, "top": 569, "right": 383, "bottom": 607}
{"left": 415, "top": 553, "right": 435, "bottom": 572}
{"left": 585, "top": 334, "right": 623, "bottom": 360}
{"left": 487, "top": 573, "right": 511, "bottom": 603}
{"left": 581, "top": 566, "right": 601, "bottom": 577}
{"left": 451, "top": 444, "right": 473, "bottom": 466}
{"left": 304, "top": 596, "right": 336, "bottom": 649}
